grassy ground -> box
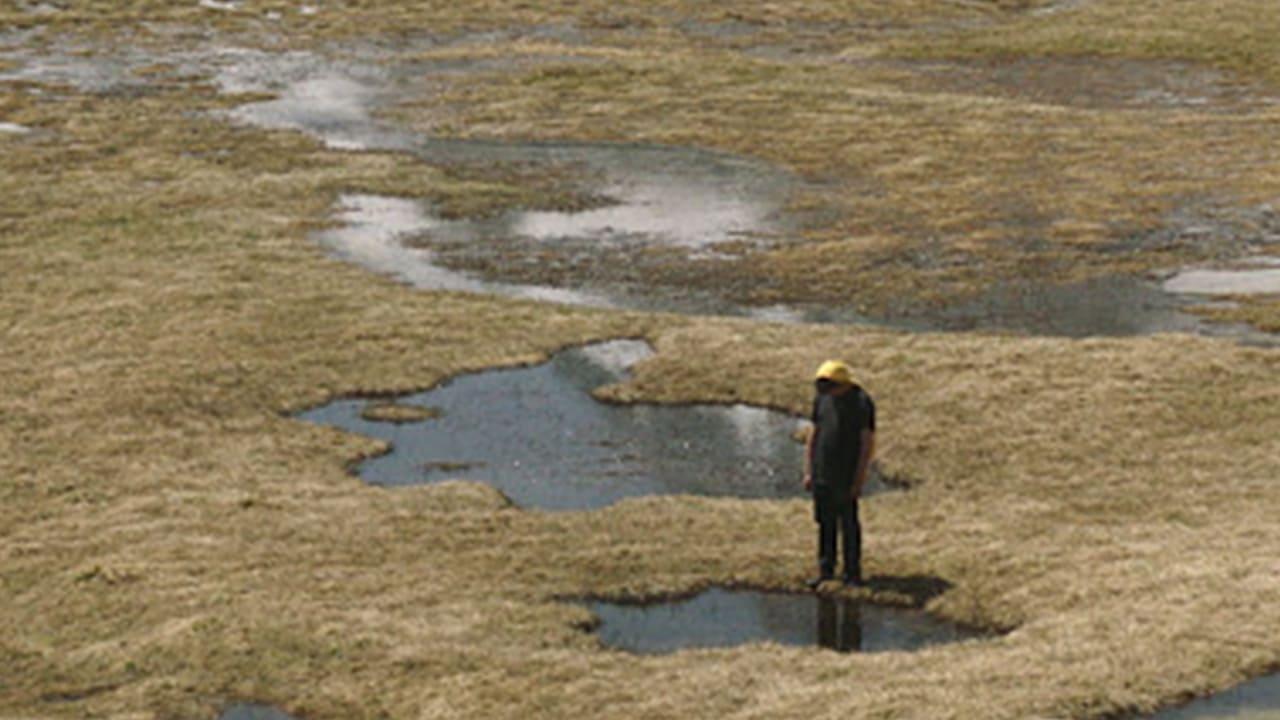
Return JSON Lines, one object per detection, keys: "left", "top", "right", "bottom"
{"left": 3, "top": 2, "right": 1280, "bottom": 719}
{"left": 380, "top": 0, "right": 1280, "bottom": 322}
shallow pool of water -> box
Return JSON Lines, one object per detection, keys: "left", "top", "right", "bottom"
{"left": 1164, "top": 258, "right": 1280, "bottom": 296}
{"left": 1152, "top": 673, "right": 1280, "bottom": 719}
{"left": 586, "top": 588, "right": 982, "bottom": 654}
{"left": 298, "top": 340, "right": 896, "bottom": 510}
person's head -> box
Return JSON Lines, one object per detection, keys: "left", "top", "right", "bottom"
{"left": 814, "top": 360, "right": 854, "bottom": 395}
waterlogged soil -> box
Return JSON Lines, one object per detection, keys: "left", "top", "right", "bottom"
{"left": 4, "top": 41, "right": 1278, "bottom": 339}
{"left": 219, "top": 704, "right": 296, "bottom": 720}
{"left": 585, "top": 588, "right": 984, "bottom": 655}
{"left": 1151, "top": 672, "right": 1280, "bottom": 719}
{"left": 298, "top": 341, "right": 898, "bottom": 510}
{"left": 886, "top": 57, "right": 1280, "bottom": 112}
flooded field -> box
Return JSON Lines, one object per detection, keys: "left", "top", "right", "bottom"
{"left": 7, "top": 4, "right": 1280, "bottom": 720}
{"left": 585, "top": 588, "right": 984, "bottom": 654}
{"left": 2, "top": 41, "right": 1277, "bottom": 341}
{"left": 299, "top": 340, "right": 897, "bottom": 510}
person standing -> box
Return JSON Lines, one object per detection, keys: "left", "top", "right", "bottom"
{"left": 803, "top": 360, "right": 876, "bottom": 588}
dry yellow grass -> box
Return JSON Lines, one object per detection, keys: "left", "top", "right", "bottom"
{"left": 359, "top": 403, "right": 442, "bottom": 424}
{"left": 3, "top": 3, "right": 1280, "bottom": 720}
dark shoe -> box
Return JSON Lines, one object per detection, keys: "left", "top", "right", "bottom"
{"left": 842, "top": 576, "right": 866, "bottom": 588}
{"left": 807, "top": 575, "right": 833, "bottom": 590}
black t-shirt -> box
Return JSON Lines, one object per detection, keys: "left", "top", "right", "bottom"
{"left": 811, "top": 385, "right": 876, "bottom": 489}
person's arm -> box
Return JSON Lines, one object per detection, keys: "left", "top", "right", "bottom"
{"left": 852, "top": 429, "right": 875, "bottom": 497}
{"left": 803, "top": 424, "right": 816, "bottom": 491}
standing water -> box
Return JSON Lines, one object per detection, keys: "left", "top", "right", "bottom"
{"left": 298, "top": 340, "right": 897, "bottom": 510}
{"left": 1151, "top": 673, "right": 1280, "bottom": 719}
{"left": 586, "top": 588, "right": 984, "bottom": 654}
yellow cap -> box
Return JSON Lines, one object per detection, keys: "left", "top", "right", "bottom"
{"left": 815, "top": 360, "right": 854, "bottom": 385}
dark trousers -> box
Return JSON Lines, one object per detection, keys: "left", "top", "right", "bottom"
{"left": 814, "top": 487, "right": 860, "bottom": 580}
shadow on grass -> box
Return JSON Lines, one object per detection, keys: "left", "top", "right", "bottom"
{"left": 864, "top": 574, "right": 953, "bottom": 608}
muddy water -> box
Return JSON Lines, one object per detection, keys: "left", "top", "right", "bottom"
{"left": 586, "top": 588, "right": 982, "bottom": 654}
{"left": 298, "top": 341, "right": 896, "bottom": 510}
{"left": 219, "top": 703, "right": 295, "bottom": 720}
{"left": 1152, "top": 673, "right": 1280, "bottom": 719}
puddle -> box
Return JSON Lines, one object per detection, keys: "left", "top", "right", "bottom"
{"left": 585, "top": 588, "right": 982, "bottom": 654}
{"left": 311, "top": 194, "right": 618, "bottom": 307}
{"left": 1163, "top": 258, "right": 1280, "bottom": 296}
{"left": 926, "top": 276, "right": 1214, "bottom": 337}
{"left": 219, "top": 704, "right": 296, "bottom": 720}
{"left": 1152, "top": 673, "right": 1280, "bottom": 719}
{"left": 199, "top": 0, "right": 243, "bottom": 11}
{"left": 221, "top": 50, "right": 797, "bottom": 245}
{"left": 298, "top": 340, "right": 898, "bottom": 510}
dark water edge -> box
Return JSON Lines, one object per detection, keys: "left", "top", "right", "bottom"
{"left": 1150, "top": 672, "right": 1280, "bottom": 719}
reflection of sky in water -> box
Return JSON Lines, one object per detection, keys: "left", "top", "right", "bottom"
{"left": 311, "top": 194, "right": 617, "bottom": 307}
{"left": 1151, "top": 673, "right": 1280, "bottom": 719}
{"left": 299, "top": 341, "right": 896, "bottom": 510}
{"left": 218, "top": 52, "right": 792, "bottom": 248}
{"left": 589, "top": 589, "right": 982, "bottom": 654}
{"left": 1164, "top": 260, "right": 1280, "bottom": 296}
{"left": 298, "top": 342, "right": 817, "bottom": 510}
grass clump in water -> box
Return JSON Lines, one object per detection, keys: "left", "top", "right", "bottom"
{"left": 359, "top": 402, "right": 442, "bottom": 424}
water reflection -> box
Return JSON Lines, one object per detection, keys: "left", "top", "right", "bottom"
{"left": 297, "top": 341, "right": 895, "bottom": 510}
{"left": 1151, "top": 673, "right": 1280, "bottom": 719}
{"left": 587, "top": 588, "right": 981, "bottom": 654}
{"left": 817, "top": 594, "right": 862, "bottom": 652}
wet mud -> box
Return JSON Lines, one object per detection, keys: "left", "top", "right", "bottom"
{"left": 298, "top": 341, "right": 898, "bottom": 510}
{"left": 584, "top": 587, "right": 984, "bottom": 654}
{"left": 1151, "top": 672, "right": 1280, "bottom": 719}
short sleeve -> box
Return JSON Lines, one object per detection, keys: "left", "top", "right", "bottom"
{"left": 864, "top": 394, "right": 876, "bottom": 432}
{"left": 810, "top": 395, "right": 819, "bottom": 424}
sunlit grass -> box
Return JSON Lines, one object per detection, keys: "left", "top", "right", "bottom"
{"left": 3, "top": 3, "right": 1280, "bottom": 719}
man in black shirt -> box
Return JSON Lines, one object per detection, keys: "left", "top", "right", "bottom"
{"left": 803, "top": 360, "right": 876, "bottom": 588}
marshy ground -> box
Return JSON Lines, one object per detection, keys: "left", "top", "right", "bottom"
{"left": 3, "top": 1, "right": 1280, "bottom": 719}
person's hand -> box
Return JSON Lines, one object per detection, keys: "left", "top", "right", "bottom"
{"left": 803, "top": 474, "right": 813, "bottom": 491}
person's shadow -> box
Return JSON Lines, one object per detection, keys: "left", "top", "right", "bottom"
{"left": 865, "top": 574, "right": 952, "bottom": 607}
